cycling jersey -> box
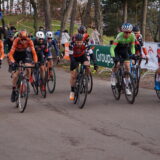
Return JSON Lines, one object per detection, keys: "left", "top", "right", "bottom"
{"left": 47, "top": 39, "right": 59, "bottom": 56}
{"left": 0, "top": 40, "right": 4, "bottom": 60}
{"left": 69, "top": 42, "right": 88, "bottom": 58}
{"left": 135, "top": 34, "right": 147, "bottom": 55}
{"left": 110, "top": 32, "right": 136, "bottom": 57}
{"left": 8, "top": 37, "right": 38, "bottom": 63}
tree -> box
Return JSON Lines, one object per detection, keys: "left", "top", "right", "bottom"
{"left": 94, "top": 0, "right": 103, "bottom": 43}
{"left": 142, "top": 0, "right": 148, "bottom": 40}
{"left": 43, "top": 0, "right": 51, "bottom": 30}
{"left": 82, "top": 0, "right": 93, "bottom": 28}
{"left": 30, "top": 0, "right": 38, "bottom": 33}
{"left": 70, "top": 0, "right": 77, "bottom": 36}
{"left": 123, "top": 0, "right": 128, "bottom": 22}
{"left": 60, "top": 0, "right": 74, "bottom": 37}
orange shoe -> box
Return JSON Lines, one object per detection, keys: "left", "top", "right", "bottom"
{"left": 69, "top": 92, "right": 75, "bottom": 101}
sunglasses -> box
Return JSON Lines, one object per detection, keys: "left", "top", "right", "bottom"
{"left": 47, "top": 38, "right": 52, "bottom": 40}
{"left": 124, "top": 32, "right": 131, "bottom": 34}
{"left": 39, "top": 38, "right": 44, "bottom": 40}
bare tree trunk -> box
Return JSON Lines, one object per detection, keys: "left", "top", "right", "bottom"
{"left": 142, "top": 0, "right": 148, "bottom": 40}
{"left": 30, "top": 0, "right": 38, "bottom": 33}
{"left": 82, "top": 0, "right": 92, "bottom": 28}
{"left": 22, "top": 0, "right": 26, "bottom": 15}
{"left": 158, "top": 7, "right": 160, "bottom": 41}
{"left": 60, "top": 0, "right": 74, "bottom": 38}
{"left": 69, "top": 0, "right": 77, "bottom": 36}
{"left": 10, "top": 0, "right": 14, "bottom": 14}
{"left": 44, "top": 0, "right": 51, "bottom": 31}
{"left": 94, "top": 0, "right": 103, "bottom": 43}
{"left": 123, "top": 0, "right": 128, "bottom": 23}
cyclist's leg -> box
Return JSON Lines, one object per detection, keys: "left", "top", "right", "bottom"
{"left": 69, "top": 55, "right": 79, "bottom": 100}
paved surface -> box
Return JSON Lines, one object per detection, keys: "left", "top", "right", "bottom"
{"left": 0, "top": 61, "right": 160, "bottom": 160}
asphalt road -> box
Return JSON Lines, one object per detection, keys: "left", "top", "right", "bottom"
{"left": 0, "top": 61, "right": 160, "bottom": 160}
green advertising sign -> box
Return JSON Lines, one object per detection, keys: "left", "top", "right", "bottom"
{"left": 92, "top": 45, "right": 114, "bottom": 68}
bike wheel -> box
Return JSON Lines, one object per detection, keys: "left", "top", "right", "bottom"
{"left": 77, "top": 75, "right": 88, "bottom": 109}
{"left": 131, "top": 67, "right": 139, "bottom": 97}
{"left": 124, "top": 72, "right": 135, "bottom": 104}
{"left": 47, "top": 67, "right": 56, "bottom": 93}
{"left": 17, "top": 79, "right": 29, "bottom": 113}
{"left": 155, "top": 73, "right": 160, "bottom": 99}
{"left": 111, "top": 71, "right": 121, "bottom": 100}
{"left": 87, "top": 73, "right": 93, "bottom": 94}
{"left": 40, "top": 78, "right": 46, "bottom": 98}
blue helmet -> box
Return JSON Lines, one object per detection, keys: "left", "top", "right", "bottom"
{"left": 121, "top": 23, "right": 133, "bottom": 32}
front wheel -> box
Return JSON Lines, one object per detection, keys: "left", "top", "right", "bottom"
{"left": 77, "top": 75, "right": 88, "bottom": 109}
{"left": 87, "top": 73, "right": 93, "bottom": 94}
{"left": 17, "top": 79, "right": 29, "bottom": 113}
{"left": 46, "top": 67, "right": 56, "bottom": 93}
{"left": 111, "top": 71, "right": 121, "bottom": 100}
{"left": 123, "top": 72, "right": 136, "bottom": 104}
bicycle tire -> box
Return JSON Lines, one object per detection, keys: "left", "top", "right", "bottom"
{"left": 131, "top": 67, "right": 139, "bottom": 97}
{"left": 111, "top": 71, "right": 121, "bottom": 100}
{"left": 47, "top": 67, "right": 56, "bottom": 93}
{"left": 17, "top": 79, "right": 29, "bottom": 113}
{"left": 87, "top": 73, "right": 93, "bottom": 94}
{"left": 77, "top": 75, "right": 88, "bottom": 109}
{"left": 124, "top": 72, "right": 136, "bottom": 104}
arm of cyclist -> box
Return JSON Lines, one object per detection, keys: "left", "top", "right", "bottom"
{"left": 0, "top": 40, "right": 5, "bottom": 60}
{"left": 51, "top": 39, "right": 60, "bottom": 57}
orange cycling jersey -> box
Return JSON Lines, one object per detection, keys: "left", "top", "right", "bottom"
{"left": 8, "top": 37, "right": 38, "bottom": 63}
{"left": 0, "top": 40, "right": 4, "bottom": 60}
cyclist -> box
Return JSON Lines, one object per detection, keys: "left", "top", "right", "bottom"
{"left": 46, "top": 31, "right": 60, "bottom": 75}
{"left": 69, "top": 33, "right": 94, "bottom": 100}
{"left": 110, "top": 23, "right": 136, "bottom": 95}
{"left": 8, "top": 30, "right": 38, "bottom": 102}
{"left": 132, "top": 25, "right": 148, "bottom": 65}
{"left": 33, "top": 31, "right": 48, "bottom": 85}
{"left": 0, "top": 39, "right": 5, "bottom": 66}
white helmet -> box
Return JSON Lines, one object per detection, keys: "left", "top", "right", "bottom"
{"left": 36, "top": 31, "right": 45, "bottom": 39}
{"left": 46, "top": 31, "right": 53, "bottom": 38}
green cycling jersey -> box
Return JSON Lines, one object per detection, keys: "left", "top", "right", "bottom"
{"left": 110, "top": 32, "right": 136, "bottom": 57}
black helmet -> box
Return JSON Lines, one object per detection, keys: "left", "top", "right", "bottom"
{"left": 7, "top": 31, "right": 14, "bottom": 38}
{"left": 133, "top": 25, "right": 140, "bottom": 32}
{"left": 75, "top": 34, "right": 83, "bottom": 41}
{"left": 78, "top": 26, "right": 86, "bottom": 34}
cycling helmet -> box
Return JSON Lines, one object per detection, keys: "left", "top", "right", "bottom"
{"left": 36, "top": 31, "right": 45, "bottom": 39}
{"left": 7, "top": 31, "right": 14, "bottom": 38}
{"left": 132, "top": 25, "right": 140, "bottom": 32}
{"left": 121, "top": 23, "right": 133, "bottom": 32}
{"left": 78, "top": 26, "right": 86, "bottom": 34}
{"left": 75, "top": 34, "right": 83, "bottom": 41}
{"left": 19, "top": 30, "right": 28, "bottom": 39}
{"left": 46, "top": 31, "right": 53, "bottom": 38}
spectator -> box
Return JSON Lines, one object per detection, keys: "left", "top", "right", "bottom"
{"left": 90, "top": 27, "right": 100, "bottom": 45}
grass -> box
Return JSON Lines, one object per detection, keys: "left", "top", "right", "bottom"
{"left": 3, "top": 14, "right": 113, "bottom": 44}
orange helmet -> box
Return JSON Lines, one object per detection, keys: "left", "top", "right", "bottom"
{"left": 19, "top": 30, "right": 28, "bottom": 39}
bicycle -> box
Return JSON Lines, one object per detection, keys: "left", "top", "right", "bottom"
{"left": 130, "top": 55, "right": 147, "bottom": 96}
{"left": 111, "top": 57, "right": 136, "bottom": 104}
{"left": 30, "top": 63, "right": 46, "bottom": 98}
{"left": 74, "top": 64, "right": 88, "bottom": 109}
{"left": 45, "top": 58, "right": 56, "bottom": 94}
{"left": 14, "top": 62, "right": 35, "bottom": 113}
